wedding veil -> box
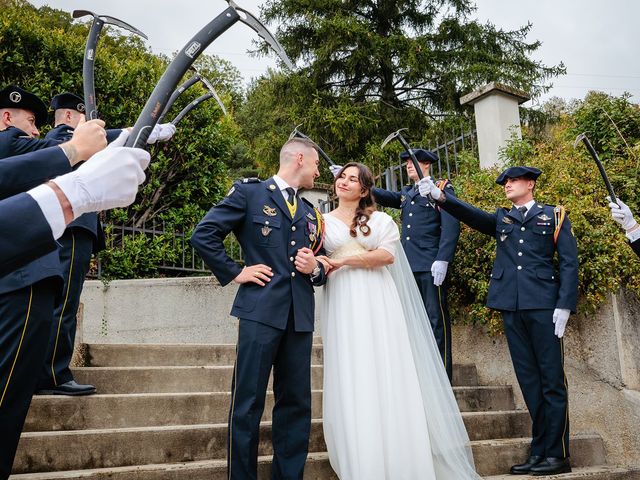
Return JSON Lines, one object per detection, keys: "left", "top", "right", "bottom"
{"left": 386, "top": 241, "right": 481, "bottom": 479}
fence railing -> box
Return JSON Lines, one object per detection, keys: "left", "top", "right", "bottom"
{"left": 382, "top": 127, "right": 477, "bottom": 192}
{"left": 95, "top": 222, "right": 244, "bottom": 277}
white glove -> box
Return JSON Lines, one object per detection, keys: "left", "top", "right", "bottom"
{"left": 329, "top": 164, "right": 343, "bottom": 177}
{"left": 147, "top": 123, "right": 177, "bottom": 144}
{"left": 608, "top": 197, "right": 638, "bottom": 232}
{"left": 417, "top": 177, "right": 441, "bottom": 201}
{"left": 52, "top": 130, "right": 151, "bottom": 219}
{"left": 431, "top": 260, "right": 448, "bottom": 286}
{"left": 553, "top": 308, "right": 571, "bottom": 338}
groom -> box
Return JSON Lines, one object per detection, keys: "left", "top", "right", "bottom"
{"left": 190, "top": 137, "right": 327, "bottom": 479}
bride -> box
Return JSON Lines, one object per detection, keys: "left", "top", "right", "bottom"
{"left": 317, "top": 163, "right": 480, "bottom": 480}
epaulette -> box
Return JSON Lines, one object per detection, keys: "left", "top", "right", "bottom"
{"left": 241, "top": 177, "right": 261, "bottom": 183}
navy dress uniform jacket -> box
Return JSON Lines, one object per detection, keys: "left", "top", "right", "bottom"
{"left": 440, "top": 195, "right": 579, "bottom": 312}
{"left": 190, "top": 177, "right": 327, "bottom": 332}
{"left": 0, "top": 145, "right": 72, "bottom": 294}
{"left": 0, "top": 193, "right": 59, "bottom": 276}
{"left": 0, "top": 126, "right": 62, "bottom": 159}
{"left": 373, "top": 181, "right": 460, "bottom": 272}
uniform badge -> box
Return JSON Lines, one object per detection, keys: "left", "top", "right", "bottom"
{"left": 77, "top": 103, "right": 86, "bottom": 113}
{"left": 263, "top": 205, "right": 277, "bottom": 216}
{"left": 269, "top": 184, "right": 276, "bottom": 190}
{"left": 306, "top": 212, "right": 315, "bottom": 220}
{"left": 537, "top": 214, "right": 551, "bottom": 221}
{"left": 226, "top": 186, "right": 235, "bottom": 197}
{"left": 400, "top": 195, "right": 406, "bottom": 203}
{"left": 9, "top": 91, "right": 21, "bottom": 103}
{"left": 502, "top": 217, "right": 513, "bottom": 224}
{"left": 500, "top": 234, "right": 507, "bottom": 242}
{"left": 261, "top": 226, "right": 272, "bottom": 236}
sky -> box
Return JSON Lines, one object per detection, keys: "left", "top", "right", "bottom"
{"left": 27, "top": 0, "right": 640, "bottom": 107}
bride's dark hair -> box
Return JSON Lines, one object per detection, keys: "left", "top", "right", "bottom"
{"left": 333, "top": 162, "right": 376, "bottom": 237}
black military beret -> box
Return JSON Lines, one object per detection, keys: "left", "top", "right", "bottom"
{"left": 495, "top": 166, "right": 542, "bottom": 185}
{"left": 0, "top": 85, "right": 48, "bottom": 127}
{"left": 50, "top": 92, "right": 86, "bottom": 113}
{"left": 399, "top": 148, "right": 439, "bottom": 164}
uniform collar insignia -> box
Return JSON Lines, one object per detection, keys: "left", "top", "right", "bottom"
{"left": 268, "top": 184, "right": 277, "bottom": 190}
{"left": 537, "top": 213, "right": 551, "bottom": 221}
{"left": 263, "top": 205, "right": 277, "bottom": 216}
{"left": 502, "top": 216, "right": 513, "bottom": 224}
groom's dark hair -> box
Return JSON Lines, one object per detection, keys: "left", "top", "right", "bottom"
{"left": 333, "top": 162, "right": 376, "bottom": 238}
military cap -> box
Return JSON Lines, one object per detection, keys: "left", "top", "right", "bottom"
{"left": 0, "top": 85, "right": 48, "bottom": 127}
{"left": 50, "top": 92, "right": 85, "bottom": 113}
{"left": 495, "top": 166, "right": 542, "bottom": 185}
{"left": 399, "top": 148, "right": 439, "bottom": 164}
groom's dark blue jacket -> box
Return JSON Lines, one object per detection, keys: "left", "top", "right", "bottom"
{"left": 190, "top": 176, "right": 326, "bottom": 332}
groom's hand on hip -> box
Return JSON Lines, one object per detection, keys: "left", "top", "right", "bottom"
{"left": 295, "top": 247, "right": 317, "bottom": 275}
{"left": 233, "top": 264, "right": 273, "bottom": 286}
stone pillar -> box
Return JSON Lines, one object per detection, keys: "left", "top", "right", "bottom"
{"left": 460, "top": 82, "right": 530, "bottom": 170}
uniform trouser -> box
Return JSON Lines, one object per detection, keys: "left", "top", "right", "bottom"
{"left": 502, "top": 309, "right": 570, "bottom": 459}
{"left": 229, "top": 310, "right": 313, "bottom": 480}
{"left": 0, "top": 279, "right": 57, "bottom": 479}
{"left": 37, "top": 229, "right": 93, "bottom": 389}
{"left": 413, "top": 271, "right": 453, "bottom": 381}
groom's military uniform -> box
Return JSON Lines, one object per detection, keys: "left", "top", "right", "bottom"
{"left": 373, "top": 149, "right": 460, "bottom": 381}
{"left": 437, "top": 166, "right": 578, "bottom": 471}
{"left": 191, "top": 176, "right": 326, "bottom": 479}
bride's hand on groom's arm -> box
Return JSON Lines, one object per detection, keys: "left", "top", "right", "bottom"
{"left": 233, "top": 264, "right": 273, "bottom": 286}
{"left": 316, "top": 255, "right": 335, "bottom": 275}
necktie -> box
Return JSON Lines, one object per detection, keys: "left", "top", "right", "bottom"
{"left": 285, "top": 187, "right": 297, "bottom": 217}
{"left": 518, "top": 205, "right": 528, "bottom": 220}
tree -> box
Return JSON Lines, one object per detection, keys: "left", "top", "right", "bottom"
{"left": 261, "top": 0, "right": 564, "bottom": 114}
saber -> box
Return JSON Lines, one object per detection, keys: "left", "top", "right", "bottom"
{"left": 171, "top": 91, "right": 226, "bottom": 126}
{"left": 126, "top": 0, "right": 293, "bottom": 149}
{"left": 73, "top": 10, "right": 147, "bottom": 120}
{"left": 574, "top": 133, "right": 617, "bottom": 203}
{"left": 288, "top": 124, "right": 335, "bottom": 166}
{"left": 157, "top": 73, "right": 202, "bottom": 123}
{"left": 381, "top": 128, "right": 424, "bottom": 180}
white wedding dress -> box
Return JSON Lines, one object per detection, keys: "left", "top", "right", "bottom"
{"left": 320, "top": 211, "right": 480, "bottom": 480}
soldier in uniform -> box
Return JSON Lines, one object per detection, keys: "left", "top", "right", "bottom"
{"left": 0, "top": 91, "right": 110, "bottom": 477}
{"left": 34, "top": 93, "right": 125, "bottom": 396}
{"left": 608, "top": 197, "right": 640, "bottom": 257}
{"left": 418, "top": 166, "right": 578, "bottom": 476}
{"left": 372, "top": 148, "right": 460, "bottom": 381}
{"left": 190, "top": 138, "right": 327, "bottom": 479}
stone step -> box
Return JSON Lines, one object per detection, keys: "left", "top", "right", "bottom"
{"left": 82, "top": 343, "right": 479, "bottom": 386}
{"left": 12, "top": 462, "right": 640, "bottom": 480}
{"left": 485, "top": 465, "right": 640, "bottom": 479}
{"left": 25, "top": 395, "right": 526, "bottom": 438}
{"left": 12, "top": 431, "right": 605, "bottom": 477}
{"left": 26, "top": 385, "right": 514, "bottom": 432}
{"left": 72, "top": 363, "right": 479, "bottom": 394}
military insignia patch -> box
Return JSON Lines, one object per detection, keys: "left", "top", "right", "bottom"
{"left": 306, "top": 212, "right": 315, "bottom": 220}
{"left": 502, "top": 217, "right": 513, "bottom": 224}
{"left": 226, "top": 186, "right": 235, "bottom": 196}
{"left": 537, "top": 214, "right": 552, "bottom": 221}
{"left": 261, "top": 226, "right": 272, "bottom": 236}
{"left": 263, "top": 205, "right": 277, "bottom": 216}
{"left": 500, "top": 234, "right": 507, "bottom": 242}
{"left": 400, "top": 195, "right": 406, "bottom": 203}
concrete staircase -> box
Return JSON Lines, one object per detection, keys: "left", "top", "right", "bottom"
{"left": 11, "top": 343, "right": 640, "bottom": 479}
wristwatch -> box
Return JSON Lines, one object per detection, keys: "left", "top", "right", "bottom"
{"left": 311, "top": 263, "right": 321, "bottom": 279}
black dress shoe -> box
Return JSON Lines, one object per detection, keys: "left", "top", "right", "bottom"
{"left": 510, "top": 455, "right": 544, "bottom": 474}
{"left": 36, "top": 380, "right": 96, "bottom": 396}
{"left": 530, "top": 457, "right": 572, "bottom": 476}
